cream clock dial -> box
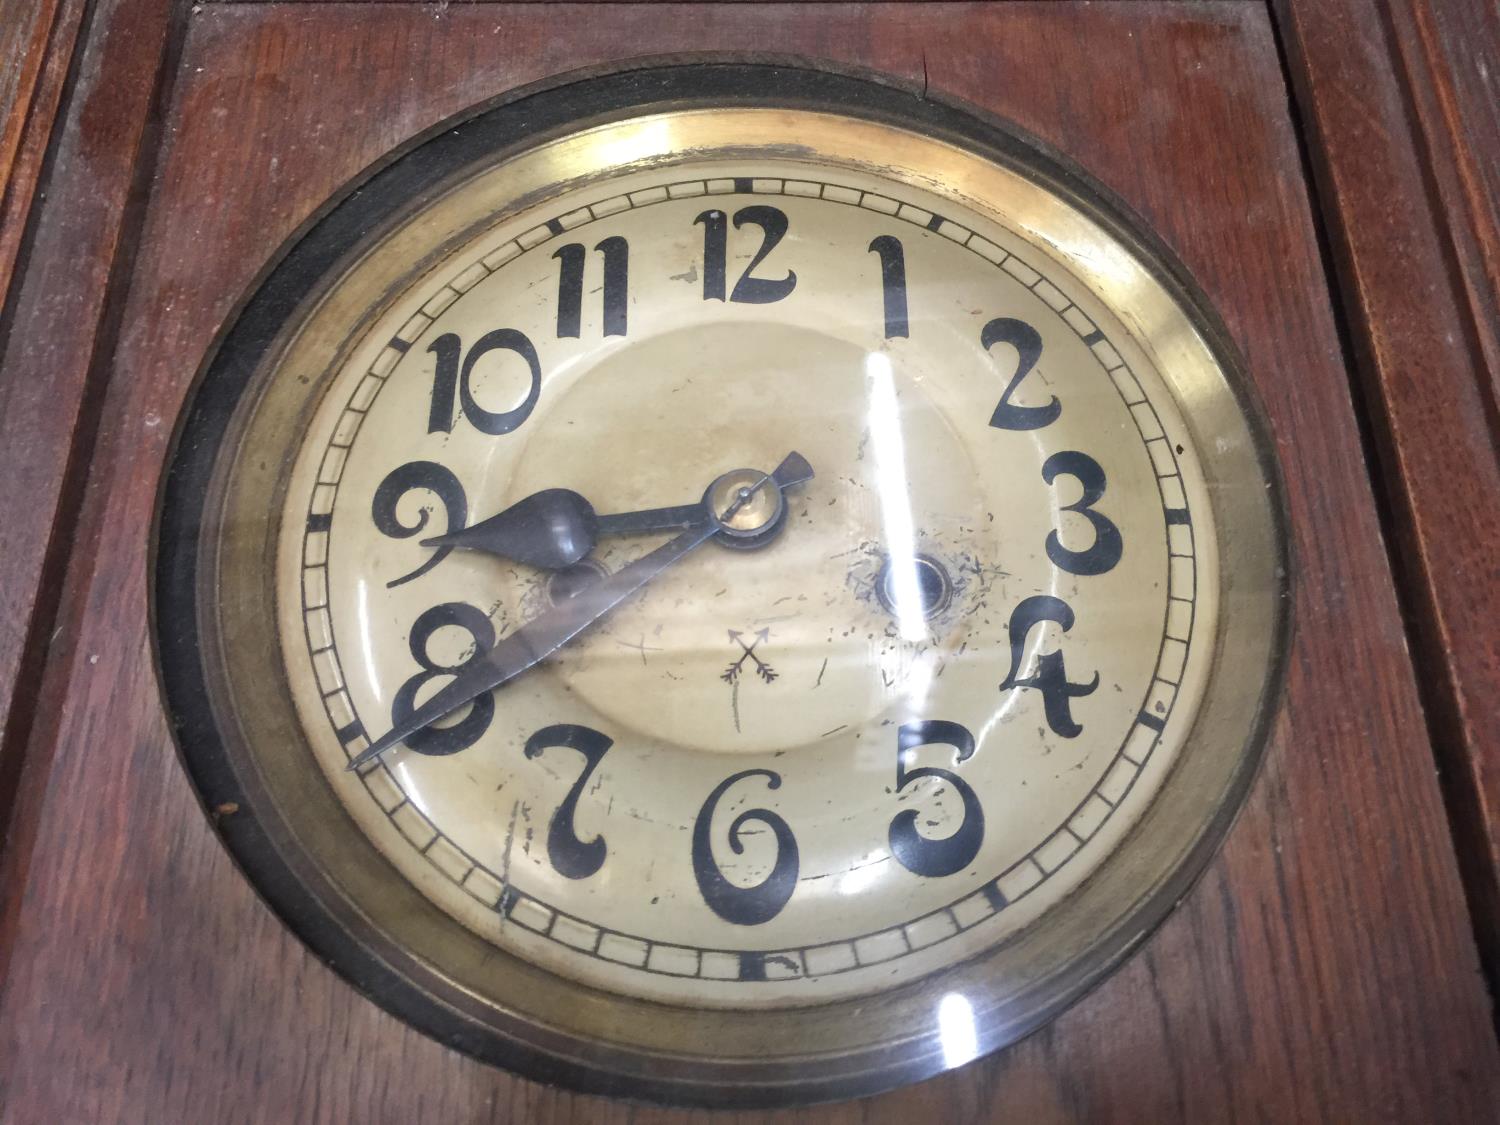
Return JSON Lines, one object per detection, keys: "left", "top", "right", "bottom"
{"left": 281, "top": 157, "right": 1213, "bottom": 1005}
{"left": 156, "top": 66, "right": 1286, "bottom": 1105}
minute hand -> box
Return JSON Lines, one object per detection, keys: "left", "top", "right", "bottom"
{"left": 347, "top": 516, "right": 719, "bottom": 771}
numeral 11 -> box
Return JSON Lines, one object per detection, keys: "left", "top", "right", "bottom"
{"left": 553, "top": 236, "right": 629, "bottom": 338}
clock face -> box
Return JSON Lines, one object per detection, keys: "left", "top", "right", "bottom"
{"left": 280, "top": 157, "right": 1214, "bottom": 1007}
{"left": 156, "top": 67, "right": 1286, "bottom": 1105}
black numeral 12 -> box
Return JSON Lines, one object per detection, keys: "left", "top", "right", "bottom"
{"left": 553, "top": 237, "right": 628, "bottom": 338}
{"left": 695, "top": 206, "right": 796, "bottom": 304}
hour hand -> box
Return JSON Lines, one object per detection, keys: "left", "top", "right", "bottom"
{"left": 349, "top": 452, "right": 814, "bottom": 771}
{"left": 421, "top": 489, "right": 704, "bottom": 570}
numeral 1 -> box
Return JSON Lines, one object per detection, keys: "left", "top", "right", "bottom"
{"left": 868, "top": 235, "right": 909, "bottom": 338}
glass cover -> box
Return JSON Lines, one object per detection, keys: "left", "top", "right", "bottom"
{"left": 277, "top": 156, "right": 1217, "bottom": 1007}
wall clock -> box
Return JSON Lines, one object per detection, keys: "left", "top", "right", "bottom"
{"left": 153, "top": 64, "right": 1287, "bottom": 1106}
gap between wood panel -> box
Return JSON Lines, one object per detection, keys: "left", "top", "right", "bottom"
{"left": 0, "top": 0, "right": 102, "bottom": 860}
{"left": 0, "top": 0, "right": 189, "bottom": 987}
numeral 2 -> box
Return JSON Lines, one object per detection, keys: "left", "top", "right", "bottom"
{"left": 983, "top": 317, "right": 1060, "bottom": 431}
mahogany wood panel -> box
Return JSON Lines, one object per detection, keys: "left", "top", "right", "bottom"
{"left": 0, "top": 0, "right": 57, "bottom": 181}
{"left": 0, "top": 0, "right": 81, "bottom": 308}
{"left": 1276, "top": 0, "right": 1500, "bottom": 980}
{"left": 0, "top": 0, "right": 177, "bottom": 870}
{"left": 2, "top": 3, "right": 1497, "bottom": 1121}
{"left": 1386, "top": 0, "right": 1500, "bottom": 401}
{"left": 0, "top": 0, "right": 87, "bottom": 808}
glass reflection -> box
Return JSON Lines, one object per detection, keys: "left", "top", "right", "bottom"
{"left": 865, "top": 351, "right": 926, "bottom": 643}
{"left": 938, "top": 991, "right": 980, "bottom": 1069}
{"left": 354, "top": 576, "right": 380, "bottom": 708}
{"left": 837, "top": 853, "right": 886, "bottom": 896}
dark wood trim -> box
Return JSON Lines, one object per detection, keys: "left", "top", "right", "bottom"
{"left": 1274, "top": 0, "right": 1500, "bottom": 993}
{"left": 0, "top": 0, "right": 85, "bottom": 311}
{"left": 0, "top": 0, "right": 181, "bottom": 971}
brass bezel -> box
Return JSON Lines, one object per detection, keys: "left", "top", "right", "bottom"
{"left": 155, "top": 67, "right": 1288, "bottom": 1107}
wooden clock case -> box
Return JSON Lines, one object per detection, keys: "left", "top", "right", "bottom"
{"left": 1, "top": 2, "right": 1496, "bottom": 1120}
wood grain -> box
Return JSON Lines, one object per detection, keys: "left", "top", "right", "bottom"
{"left": 1, "top": 2, "right": 1496, "bottom": 1120}
{"left": 0, "top": 0, "right": 176, "bottom": 862}
{"left": 1276, "top": 0, "right": 1500, "bottom": 980}
{"left": 0, "top": 0, "right": 81, "bottom": 310}
{"left": 0, "top": 0, "right": 90, "bottom": 771}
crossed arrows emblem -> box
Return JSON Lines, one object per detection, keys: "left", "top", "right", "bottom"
{"left": 721, "top": 627, "right": 777, "bottom": 684}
